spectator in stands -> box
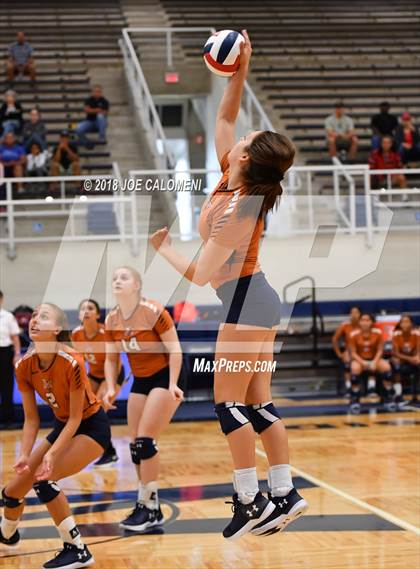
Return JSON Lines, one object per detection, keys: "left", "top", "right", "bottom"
{"left": 371, "top": 102, "right": 398, "bottom": 150}
{"left": 395, "top": 112, "right": 420, "bottom": 165}
{"left": 0, "top": 290, "right": 21, "bottom": 427}
{"left": 0, "top": 90, "right": 24, "bottom": 137}
{"left": 368, "top": 135, "right": 407, "bottom": 194}
{"left": 0, "top": 132, "right": 26, "bottom": 190}
{"left": 325, "top": 101, "right": 358, "bottom": 161}
{"left": 22, "top": 108, "right": 47, "bottom": 151}
{"left": 50, "top": 130, "right": 81, "bottom": 177}
{"left": 75, "top": 84, "right": 109, "bottom": 149}
{"left": 6, "top": 31, "right": 36, "bottom": 83}
{"left": 26, "top": 142, "right": 48, "bottom": 177}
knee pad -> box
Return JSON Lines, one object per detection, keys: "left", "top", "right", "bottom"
{"left": 351, "top": 373, "right": 361, "bottom": 387}
{"left": 0, "top": 489, "right": 24, "bottom": 509}
{"left": 33, "top": 480, "right": 60, "bottom": 504}
{"left": 380, "top": 370, "right": 393, "bottom": 382}
{"left": 214, "top": 402, "right": 250, "bottom": 435}
{"left": 246, "top": 401, "right": 281, "bottom": 434}
{"left": 135, "top": 437, "right": 158, "bottom": 460}
{"left": 129, "top": 441, "right": 141, "bottom": 465}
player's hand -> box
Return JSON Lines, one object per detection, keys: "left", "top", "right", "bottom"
{"left": 150, "top": 227, "right": 172, "bottom": 252}
{"left": 13, "top": 455, "right": 30, "bottom": 475}
{"left": 13, "top": 353, "right": 21, "bottom": 366}
{"left": 102, "top": 388, "right": 117, "bottom": 411}
{"left": 35, "top": 452, "right": 54, "bottom": 481}
{"left": 169, "top": 384, "right": 184, "bottom": 401}
{"left": 239, "top": 29, "right": 252, "bottom": 69}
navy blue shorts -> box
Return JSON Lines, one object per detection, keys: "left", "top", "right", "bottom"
{"left": 216, "top": 272, "right": 281, "bottom": 328}
{"left": 46, "top": 407, "right": 111, "bottom": 451}
{"left": 131, "top": 366, "right": 170, "bottom": 396}
{"left": 89, "top": 367, "right": 125, "bottom": 386}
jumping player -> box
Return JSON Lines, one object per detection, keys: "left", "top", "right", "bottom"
{"left": 0, "top": 303, "right": 110, "bottom": 568}
{"left": 102, "top": 266, "right": 183, "bottom": 532}
{"left": 349, "top": 313, "right": 393, "bottom": 411}
{"left": 332, "top": 306, "right": 361, "bottom": 395}
{"left": 392, "top": 314, "right": 419, "bottom": 406}
{"left": 72, "top": 298, "right": 125, "bottom": 467}
{"left": 150, "top": 30, "right": 307, "bottom": 540}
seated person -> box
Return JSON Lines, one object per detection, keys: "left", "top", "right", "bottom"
{"left": 0, "top": 90, "right": 24, "bottom": 136}
{"left": 370, "top": 102, "right": 398, "bottom": 150}
{"left": 22, "top": 108, "right": 47, "bottom": 151}
{"left": 26, "top": 142, "right": 48, "bottom": 177}
{"left": 395, "top": 112, "right": 420, "bottom": 165}
{"left": 0, "top": 132, "right": 26, "bottom": 189}
{"left": 75, "top": 85, "right": 109, "bottom": 148}
{"left": 392, "top": 315, "right": 419, "bottom": 404}
{"left": 6, "top": 31, "right": 36, "bottom": 83}
{"left": 349, "top": 313, "right": 393, "bottom": 411}
{"left": 325, "top": 101, "right": 358, "bottom": 161}
{"left": 50, "top": 130, "right": 81, "bottom": 177}
{"left": 368, "top": 135, "right": 407, "bottom": 192}
{"left": 332, "top": 305, "right": 361, "bottom": 395}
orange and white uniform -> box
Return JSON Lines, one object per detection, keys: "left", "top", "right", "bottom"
{"left": 105, "top": 298, "right": 174, "bottom": 378}
{"left": 351, "top": 328, "right": 383, "bottom": 361}
{"left": 336, "top": 321, "right": 360, "bottom": 350}
{"left": 71, "top": 323, "right": 106, "bottom": 379}
{"left": 198, "top": 152, "right": 264, "bottom": 290}
{"left": 15, "top": 344, "right": 100, "bottom": 422}
{"left": 392, "top": 329, "right": 419, "bottom": 358}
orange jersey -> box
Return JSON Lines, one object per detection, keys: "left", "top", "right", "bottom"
{"left": 105, "top": 298, "right": 173, "bottom": 378}
{"left": 15, "top": 344, "right": 100, "bottom": 422}
{"left": 392, "top": 329, "right": 419, "bottom": 357}
{"left": 351, "top": 328, "right": 383, "bottom": 360}
{"left": 336, "top": 320, "right": 361, "bottom": 349}
{"left": 71, "top": 323, "right": 106, "bottom": 378}
{"left": 198, "top": 152, "right": 264, "bottom": 290}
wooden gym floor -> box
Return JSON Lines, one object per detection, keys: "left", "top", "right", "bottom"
{"left": 1, "top": 409, "right": 419, "bottom": 569}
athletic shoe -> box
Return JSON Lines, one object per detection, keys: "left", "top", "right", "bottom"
{"left": 222, "top": 491, "right": 275, "bottom": 540}
{"left": 395, "top": 395, "right": 409, "bottom": 409}
{"left": 349, "top": 392, "right": 361, "bottom": 414}
{"left": 43, "top": 543, "right": 94, "bottom": 568}
{"left": 0, "top": 526, "right": 20, "bottom": 546}
{"left": 119, "top": 502, "right": 164, "bottom": 532}
{"left": 383, "top": 393, "right": 396, "bottom": 412}
{"left": 366, "top": 387, "right": 378, "bottom": 399}
{"left": 93, "top": 448, "right": 118, "bottom": 468}
{"left": 251, "top": 488, "right": 308, "bottom": 535}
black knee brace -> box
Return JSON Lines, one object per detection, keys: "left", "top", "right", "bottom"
{"left": 0, "top": 488, "right": 24, "bottom": 509}
{"left": 246, "top": 401, "right": 281, "bottom": 434}
{"left": 33, "top": 480, "right": 60, "bottom": 504}
{"left": 351, "top": 373, "right": 361, "bottom": 389}
{"left": 130, "top": 441, "right": 141, "bottom": 465}
{"left": 134, "top": 437, "right": 158, "bottom": 460}
{"left": 380, "top": 370, "right": 393, "bottom": 382}
{"left": 214, "top": 402, "right": 250, "bottom": 435}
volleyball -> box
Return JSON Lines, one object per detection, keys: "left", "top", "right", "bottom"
{"left": 203, "top": 29, "right": 245, "bottom": 77}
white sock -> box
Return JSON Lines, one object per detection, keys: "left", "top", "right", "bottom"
{"left": 268, "top": 464, "right": 293, "bottom": 497}
{"left": 345, "top": 380, "right": 351, "bottom": 389}
{"left": 233, "top": 467, "right": 259, "bottom": 504}
{"left": 394, "top": 383, "right": 402, "bottom": 397}
{"left": 58, "top": 516, "right": 84, "bottom": 549}
{"left": 1, "top": 516, "right": 20, "bottom": 539}
{"left": 138, "top": 481, "right": 159, "bottom": 510}
{"left": 367, "top": 378, "right": 376, "bottom": 391}
{"left": 137, "top": 482, "right": 144, "bottom": 502}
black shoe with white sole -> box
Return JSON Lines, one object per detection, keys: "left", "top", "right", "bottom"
{"left": 349, "top": 392, "right": 361, "bottom": 414}
{"left": 119, "top": 502, "right": 164, "bottom": 532}
{"left": 251, "top": 488, "right": 308, "bottom": 536}
{"left": 222, "top": 491, "right": 275, "bottom": 540}
{"left": 395, "top": 395, "right": 409, "bottom": 409}
{"left": 43, "top": 543, "right": 94, "bottom": 568}
{"left": 0, "top": 526, "right": 20, "bottom": 546}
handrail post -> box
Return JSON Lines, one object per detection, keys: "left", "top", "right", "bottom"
{"left": 166, "top": 28, "right": 173, "bottom": 68}
{"left": 130, "top": 189, "right": 139, "bottom": 256}
{"left": 6, "top": 180, "right": 16, "bottom": 260}
{"left": 364, "top": 167, "right": 373, "bottom": 247}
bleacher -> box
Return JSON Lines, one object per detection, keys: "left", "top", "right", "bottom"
{"left": 0, "top": 0, "right": 127, "bottom": 182}
{"left": 160, "top": 0, "right": 420, "bottom": 169}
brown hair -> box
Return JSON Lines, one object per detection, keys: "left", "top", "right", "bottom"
{"left": 114, "top": 266, "right": 142, "bottom": 293}
{"left": 241, "top": 131, "right": 295, "bottom": 218}
{"left": 43, "top": 303, "right": 71, "bottom": 342}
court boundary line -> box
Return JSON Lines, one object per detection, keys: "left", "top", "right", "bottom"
{"left": 255, "top": 447, "right": 420, "bottom": 536}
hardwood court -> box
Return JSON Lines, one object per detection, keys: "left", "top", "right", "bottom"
{"left": 1, "top": 409, "right": 419, "bottom": 569}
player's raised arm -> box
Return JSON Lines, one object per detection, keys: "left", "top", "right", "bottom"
{"left": 215, "top": 29, "right": 252, "bottom": 162}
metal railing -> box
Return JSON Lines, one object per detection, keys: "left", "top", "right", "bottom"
{"left": 0, "top": 165, "right": 139, "bottom": 259}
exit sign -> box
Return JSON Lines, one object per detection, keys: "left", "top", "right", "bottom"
{"left": 165, "top": 71, "right": 179, "bottom": 83}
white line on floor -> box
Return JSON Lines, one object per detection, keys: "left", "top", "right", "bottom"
{"left": 255, "top": 447, "right": 420, "bottom": 536}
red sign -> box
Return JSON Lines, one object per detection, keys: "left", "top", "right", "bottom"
{"left": 165, "top": 71, "right": 179, "bottom": 83}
